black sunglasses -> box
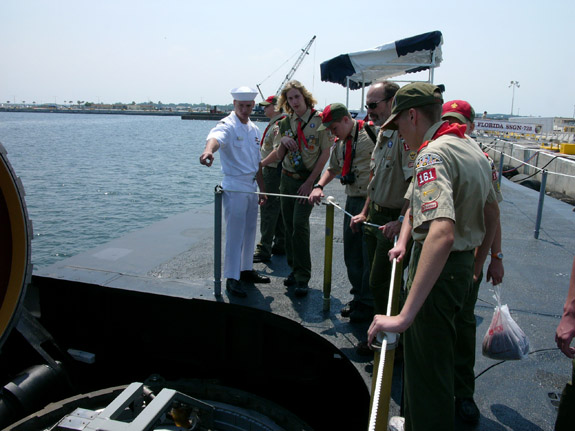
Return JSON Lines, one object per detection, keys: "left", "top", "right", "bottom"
{"left": 365, "top": 97, "right": 392, "bottom": 110}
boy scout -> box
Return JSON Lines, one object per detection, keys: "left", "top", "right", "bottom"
{"left": 367, "top": 83, "right": 499, "bottom": 431}
{"left": 351, "top": 81, "right": 414, "bottom": 319}
{"left": 309, "top": 103, "right": 376, "bottom": 322}
{"left": 253, "top": 95, "right": 286, "bottom": 263}
{"left": 261, "top": 80, "right": 331, "bottom": 296}
{"left": 442, "top": 99, "right": 504, "bottom": 424}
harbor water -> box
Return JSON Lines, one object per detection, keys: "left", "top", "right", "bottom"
{"left": 0, "top": 112, "right": 264, "bottom": 269}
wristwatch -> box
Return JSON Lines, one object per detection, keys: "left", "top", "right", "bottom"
{"left": 491, "top": 252, "right": 504, "bottom": 260}
{"left": 313, "top": 183, "right": 323, "bottom": 190}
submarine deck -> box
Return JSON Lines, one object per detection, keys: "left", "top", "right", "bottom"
{"left": 34, "top": 176, "right": 575, "bottom": 430}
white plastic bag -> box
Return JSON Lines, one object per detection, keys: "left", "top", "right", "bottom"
{"left": 482, "top": 285, "right": 530, "bottom": 360}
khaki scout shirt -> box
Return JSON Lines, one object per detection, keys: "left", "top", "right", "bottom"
{"left": 410, "top": 122, "right": 497, "bottom": 251}
{"left": 368, "top": 129, "right": 417, "bottom": 208}
{"left": 260, "top": 113, "right": 285, "bottom": 168}
{"left": 327, "top": 120, "right": 376, "bottom": 198}
{"left": 277, "top": 108, "right": 332, "bottom": 173}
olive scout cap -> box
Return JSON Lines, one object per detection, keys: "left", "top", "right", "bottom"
{"left": 230, "top": 86, "right": 258, "bottom": 101}
{"left": 318, "top": 103, "right": 349, "bottom": 130}
{"left": 442, "top": 100, "right": 475, "bottom": 123}
{"left": 382, "top": 82, "right": 444, "bottom": 130}
{"left": 259, "top": 95, "right": 278, "bottom": 106}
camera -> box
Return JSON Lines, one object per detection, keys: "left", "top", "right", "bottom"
{"left": 340, "top": 172, "right": 356, "bottom": 185}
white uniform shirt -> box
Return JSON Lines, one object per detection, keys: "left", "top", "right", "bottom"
{"left": 207, "top": 111, "right": 261, "bottom": 177}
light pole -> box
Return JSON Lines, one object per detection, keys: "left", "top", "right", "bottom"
{"left": 509, "top": 81, "right": 520, "bottom": 115}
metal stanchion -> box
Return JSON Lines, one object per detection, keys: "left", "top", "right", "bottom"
{"left": 368, "top": 239, "right": 403, "bottom": 431}
{"left": 214, "top": 186, "right": 223, "bottom": 296}
{"left": 534, "top": 169, "right": 548, "bottom": 239}
{"left": 323, "top": 203, "right": 334, "bottom": 312}
{"left": 498, "top": 148, "right": 504, "bottom": 189}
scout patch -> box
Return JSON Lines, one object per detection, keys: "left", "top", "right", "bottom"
{"left": 403, "top": 141, "right": 410, "bottom": 152}
{"left": 409, "top": 151, "right": 417, "bottom": 160}
{"left": 421, "top": 183, "right": 440, "bottom": 201}
{"left": 387, "top": 140, "right": 393, "bottom": 148}
{"left": 310, "top": 123, "right": 316, "bottom": 128}
{"left": 416, "top": 167, "right": 437, "bottom": 187}
{"left": 416, "top": 153, "right": 443, "bottom": 169}
{"left": 421, "top": 201, "right": 438, "bottom": 212}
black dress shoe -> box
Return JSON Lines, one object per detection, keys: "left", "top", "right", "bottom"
{"left": 294, "top": 282, "right": 309, "bottom": 297}
{"left": 240, "top": 270, "right": 270, "bottom": 284}
{"left": 226, "top": 279, "right": 246, "bottom": 297}
{"left": 455, "top": 397, "right": 480, "bottom": 424}
{"left": 253, "top": 253, "right": 271, "bottom": 263}
{"left": 283, "top": 272, "right": 296, "bottom": 286}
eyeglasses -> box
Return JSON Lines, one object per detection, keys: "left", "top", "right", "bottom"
{"left": 365, "top": 97, "right": 392, "bottom": 110}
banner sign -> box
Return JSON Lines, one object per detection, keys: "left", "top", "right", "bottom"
{"left": 475, "top": 120, "right": 542, "bottom": 134}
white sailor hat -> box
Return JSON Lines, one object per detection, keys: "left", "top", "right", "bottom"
{"left": 230, "top": 86, "right": 258, "bottom": 101}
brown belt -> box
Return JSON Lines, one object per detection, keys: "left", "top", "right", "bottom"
{"left": 282, "top": 169, "right": 308, "bottom": 181}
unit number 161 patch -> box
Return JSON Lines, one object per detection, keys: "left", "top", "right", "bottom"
{"left": 417, "top": 168, "right": 437, "bottom": 187}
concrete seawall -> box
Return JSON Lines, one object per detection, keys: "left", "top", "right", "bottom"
{"left": 479, "top": 136, "right": 575, "bottom": 202}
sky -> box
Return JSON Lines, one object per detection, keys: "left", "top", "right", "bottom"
{"left": 1, "top": 0, "right": 574, "bottom": 118}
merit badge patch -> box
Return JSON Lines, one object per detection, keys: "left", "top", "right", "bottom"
{"left": 416, "top": 153, "right": 443, "bottom": 169}
{"left": 421, "top": 201, "right": 438, "bottom": 212}
{"left": 417, "top": 168, "right": 437, "bottom": 187}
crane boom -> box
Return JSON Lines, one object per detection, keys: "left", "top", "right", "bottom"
{"left": 275, "top": 35, "right": 316, "bottom": 96}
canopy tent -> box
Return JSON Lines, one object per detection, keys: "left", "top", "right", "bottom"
{"left": 320, "top": 31, "right": 443, "bottom": 109}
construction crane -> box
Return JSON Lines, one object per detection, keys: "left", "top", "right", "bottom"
{"left": 256, "top": 35, "right": 316, "bottom": 99}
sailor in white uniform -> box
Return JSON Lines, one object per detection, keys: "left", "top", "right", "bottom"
{"left": 199, "top": 86, "right": 270, "bottom": 297}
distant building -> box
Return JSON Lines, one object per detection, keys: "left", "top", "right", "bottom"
{"left": 509, "top": 116, "right": 575, "bottom": 134}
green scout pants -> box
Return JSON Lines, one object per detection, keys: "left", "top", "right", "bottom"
{"left": 343, "top": 196, "right": 373, "bottom": 308}
{"left": 555, "top": 358, "right": 575, "bottom": 431}
{"left": 280, "top": 173, "right": 316, "bottom": 283}
{"left": 364, "top": 203, "right": 401, "bottom": 314}
{"left": 454, "top": 270, "right": 483, "bottom": 399}
{"left": 403, "top": 242, "right": 474, "bottom": 431}
{"left": 255, "top": 165, "right": 284, "bottom": 258}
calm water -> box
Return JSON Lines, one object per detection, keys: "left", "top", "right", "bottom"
{"left": 0, "top": 112, "right": 264, "bottom": 269}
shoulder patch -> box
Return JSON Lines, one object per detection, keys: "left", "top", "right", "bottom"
{"left": 421, "top": 201, "right": 438, "bottom": 212}
{"left": 416, "top": 152, "right": 443, "bottom": 169}
{"left": 416, "top": 167, "right": 437, "bottom": 187}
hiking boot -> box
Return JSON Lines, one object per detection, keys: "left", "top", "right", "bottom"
{"left": 271, "top": 244, "right": 285, "bottom": 255}
{"left": 283, "top": 272, "right": 296, "bottom": 287}
{"left": 294, "top": 282, "right": 309, "bottom": 297}
{"left": 226, "top": 279, "right": 246, "bottom": 298}
{"left": 455, "top": 397, "right": 480, "bottom": 424}
{"left": 340, "top": 301, "right": 356, "bottom": 318}
{"left": 355, "top": 340, "right": 374, "bottom": 357}
{"left": 240, "top": 270, "right": 270, "bottom": 284}
{"left": 253, "top": 252, "right": 271, "bottom": 263}
{"left": 349, "top": 303, "right": 374, "bottom": 323}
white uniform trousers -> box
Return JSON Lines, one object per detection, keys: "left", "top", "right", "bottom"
{"left": 222, "top": 175, "right": 258, "bottom": 280}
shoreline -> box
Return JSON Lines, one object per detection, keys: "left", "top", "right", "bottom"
{"left": 0, "top": 107, "right": 269, "bottom": 121}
